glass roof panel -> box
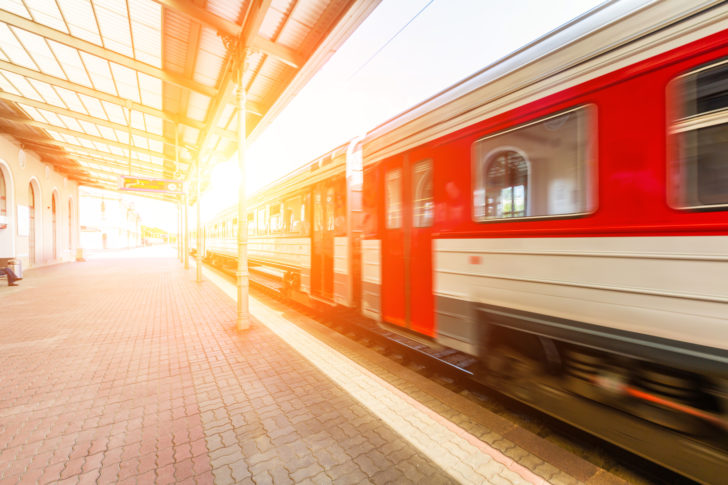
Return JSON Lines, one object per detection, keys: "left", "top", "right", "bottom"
{"left": 61, "top": 132, "right": 79, "bottom": 145}
{"left": 58, "top": 114, "right": 83, "bottom": 132}
{"left": 95, "top": 140, "right": 116, "bottom": 153}
{"left": 97, "top": 125, "right": 116, "bottom": 141}
{"left": 0, "top": 24, "right": 38, "bottom": 70}
{"left": 143, "top": 114, "right": 162, "bottom": 136}
{"left": 35, "top": 107, "right": 61, "bottom": 125}
{"left": 130, "top": 110, "right": 145, "bottom": 131}
{"left": 186, "top": 91, "right": 210, "bottom": 121}
{"left": 2, "top": 0, "right": 31, "bottom": 18}
{"left": 26, "top": 0, "right": 69, "bottom": 33}
{"left": 101, "top": 101, "right": 126, "bottom": 125}
{"left": 148, "top": 140, "right": 162, "bottom": 153}
{"left": 13, "top": 29, "right": 67, "bottom": 79}
{"left": 128, "top": 0, "right": 161, "bottom": 28}
{"left": 2, "top": 71, "right": 42, "bottom": 101}
{"left": 79, "top": 54, "right": 116, "bottom": 95}
{"left": 132, "top": 134, "right": 149, "bottom": 150}
{"left": 109, "top": 63, "right": 140, "bottom": 103}
{"left": 26, "top": 79, "right": 63, "bottom": 106}
{"left": 78, "top": 120, "right": 101, "bottom": 137}
{"left": 138, "top": 73, "right": 161, "bottom": 110}
{"left": 183, "top": 128, "right": 198, "bottom": 145}
{"left": 0, "top": 73, "right": 21, "bottom": 95}
{"left": 60, "top": 0, "right": 102, "bottom": 45}
{"left": 20, "top": 104, "right": 44, "bottom": 121}
{"left": 78, "top": 94, "right": 108, "bottom": 120}
{"left": 48, "top": 41, "right": 92, "bottom": 87}
{"left": 54, "top": 87, "right": 86, "bottom": 112}
{"left": 114, "top": 129, "right": 129, "bottom": 145}
{"left": 130, "top": 22, "right": 161, "bottom": 68}
{"left": 94, "top": 3, "right": 134, "bottom": 58}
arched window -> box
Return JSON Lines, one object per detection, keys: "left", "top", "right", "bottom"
{"left": 28, "top": 183, "right": 36, "bottom": 265}
{"left": 0, "top": 169, "right": 6, "bottom": 229}
{"left": 68, "top": 198, "right": 73, "bottom": 248}
{"left": 52, "top": 193, "right": 57, "bottom": 259}
{"left": 472, "top": 106, "right": 593, "bottom": 221}
{"left": 484, "top": 150, "right": 528, "bottom": 218}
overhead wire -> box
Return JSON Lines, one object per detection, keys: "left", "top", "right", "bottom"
{"left": 347, "top": 0, "right": 436, "bottom": 80}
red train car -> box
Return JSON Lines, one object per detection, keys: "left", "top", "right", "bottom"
{"left": 360, "top": 1, "right": 727, "bottom": 481}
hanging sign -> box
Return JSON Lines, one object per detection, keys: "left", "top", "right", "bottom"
{"left": 119, "top": 176, "right": 184, "bottom": 194}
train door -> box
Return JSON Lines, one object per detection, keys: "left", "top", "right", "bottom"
{"left": 28, "top": 183, "right": 35, "bottom": 266}
{"left": 381, "top": 158, "right": 435, "bottom": 336}
{"left": 381, "top": 162, "right": 407, "bottom": 327}
{"left": 410, "top": 160, "right": 434, "bottom": 336}
{"left": 52, "top": 193, "right": 57, "bottom": 260}
{"left": 311, "top": 183, "right": 335, "bottom": 301}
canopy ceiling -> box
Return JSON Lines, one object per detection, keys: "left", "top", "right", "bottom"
{"left": 0, "top": 0, "right": 378, "bottom": 200}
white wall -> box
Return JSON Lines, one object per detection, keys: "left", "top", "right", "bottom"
{"left": 0, "top": 134, "right": 80, "bottom": 268}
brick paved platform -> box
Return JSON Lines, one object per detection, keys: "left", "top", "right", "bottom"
{"left": 0, "top": 247, "right": 609, "bottom": 485}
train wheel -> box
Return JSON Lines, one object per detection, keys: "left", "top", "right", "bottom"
{"left": 485, "top": 347, "right": 541, "bottom": 403}
{"left": 633, "top": 366, "right": 706, "bottom": 434}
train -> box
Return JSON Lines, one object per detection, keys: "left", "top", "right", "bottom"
{"left": 195, "top": 1, "right": 728, "bottom": 482}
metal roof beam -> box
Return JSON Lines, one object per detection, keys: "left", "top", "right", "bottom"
{"left": 11, "top": 134, "right": 178, "bottom": 171}
{"left": 196, "top": 0, "right": 273, "bottom": 167}
{"left": 72, "top": 155, "right": 167, "bottom": 176}
{"left": 150, "top": 1, "right": 300, "bottom": 67}
{"left": 22, "top": 146, "right": 166, "bottom": 178}
{"left": 0, "top": 8, "right": 216, "bottom": 98}
{"left": 0, "top": 59, "right": 217, "bottom": 133}
{"left": 249, "top": 36, "right": 302, "bottom": 68}
{"left": 4, "top": 115, "right": 168, "bottom": 159}
{"left": 0, "top": 91, "right": 168, "bottom": 144}
{"left": 151, "top": 0, "right": 241, "bottom": 37}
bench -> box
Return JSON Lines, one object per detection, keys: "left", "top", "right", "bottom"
{"left": 0, "top": 257, "right": 12, "bottom": 281}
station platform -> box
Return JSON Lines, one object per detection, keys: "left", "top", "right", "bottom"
{"left": 0, "top": 247, "right": 625, "bottom": 485}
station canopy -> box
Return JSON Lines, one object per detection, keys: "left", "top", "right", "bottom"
{"left": 0, "top": 0, "right": 377, "bottom": 200}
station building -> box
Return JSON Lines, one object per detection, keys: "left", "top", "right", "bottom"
{"left": 0, "top": 134, "right": 79, "bottom": 271}
{"left": 79, "top": 187, "right": 142, "bottom": 250}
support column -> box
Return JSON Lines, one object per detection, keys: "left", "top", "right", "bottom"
{"left": 196, "top": 161, "right": 202, "bottom": 283}
{"left": 184, "top": 194, "right": 189, "bottom": 270}
{"left": 235, "top": 50, "right": 250, "bottom": 331}
{"left": 177, "top": 202, "right": 181, "bottom": 261}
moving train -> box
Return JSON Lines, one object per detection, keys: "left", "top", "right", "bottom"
{"left": 197, "top": 1, "right": 728, "bottom": 481}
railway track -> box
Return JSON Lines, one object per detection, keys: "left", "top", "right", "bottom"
{"left": 211, "top": 260, "right": 697, "bottom": 484}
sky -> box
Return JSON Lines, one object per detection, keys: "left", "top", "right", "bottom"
{"left": 137, "top": 0, "right": 606, "bottom": 230}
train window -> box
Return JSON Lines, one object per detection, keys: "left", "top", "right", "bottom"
{"left": 473, "top": 106, "right": 594, "bottom": 221}
{"left": 385, "top": 169, "right": 402, "bottom": 229}
{"left": 270, "top": 204, "right": 282, "bottom": 234}
{"left": 314, "top": 189, "right": 323, "bottom": 232}
{"left": 362, "top": 168, "right": 378, "bottom": 236}
{"left": 247, "top": 213, "right": 256, "bottom": 236}
{"left": 326, "top": 187, "right": 336, "bottom": 232}
{"left": 284, "top": 196, "right": 304, "bottom": 235}
{"left": 303, "top": 193, "right": 310, "bottom": 235}
{"left": 257, "top": 208, "right": 267, "bottom": 234}
{"left": 413, "top": 160, "right": 433, "bottom": 227}
{"left": 670, "top": 59, "right": 728, "bottom": 209}
{"left": 335, "top": 180, "right": 346, "bottom": 236}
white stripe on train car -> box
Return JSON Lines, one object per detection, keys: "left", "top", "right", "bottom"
{"left": 434, "top": 236, "right": 728, "bottom": 351}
